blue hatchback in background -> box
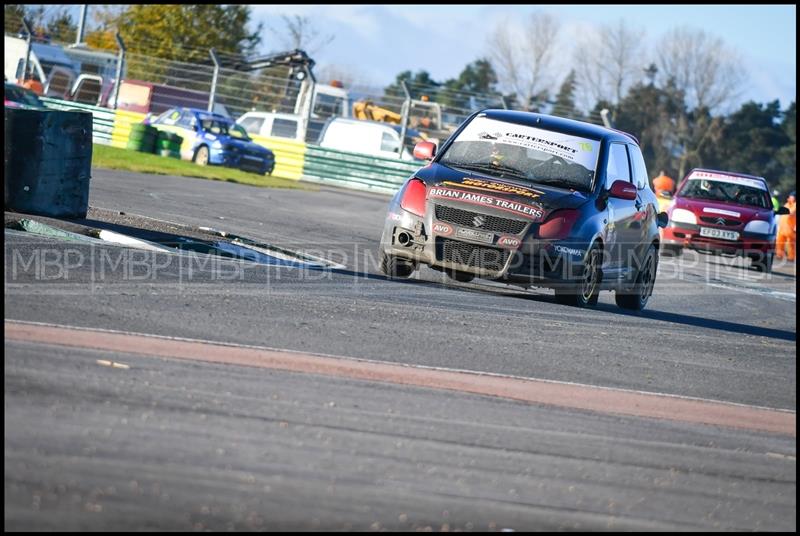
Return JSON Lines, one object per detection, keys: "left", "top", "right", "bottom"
{"left": 148, "top": 107, "right": 275, "bottom": 175}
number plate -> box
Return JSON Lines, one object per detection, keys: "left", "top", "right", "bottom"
{"left": 699, "top": 227, "right": 739, "bottom": 241}
{"left": 456, "top": 227, "right": 494, "bottom": 244}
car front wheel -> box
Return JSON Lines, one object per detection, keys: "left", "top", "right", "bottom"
{"left": 194, "top": 146, "right": 209, "bottom": 166}
{"left": 554, "top": 243, "right": 602, "bottom": 307}
{"left": 749, "top": 251, "right": 773, "bottom": 273}
{"left": 615, "top": 244, "right": 658, "bottom": 311}
{"left": 379, "top": 251, "right": 416, "bottom": 279}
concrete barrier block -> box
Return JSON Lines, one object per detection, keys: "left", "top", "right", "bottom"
{"left": 4, "top": 108, "right": 93, "bottom": 218}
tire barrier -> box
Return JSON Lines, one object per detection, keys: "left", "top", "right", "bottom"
{"left": 156, "top": 130, "right": 183, "bottom": 159}
{"left": 4, "top": 108, "right": 93, "bottom": 218}
{"left": 126, "top": 123, "right": 159, "bottom": 154}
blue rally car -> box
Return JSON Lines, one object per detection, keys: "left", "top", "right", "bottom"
{"left": 148, "top": 107, "right": 275, "bottom": 175}
{"left": 380, "top": 109, "right": 668, "bottom": 311}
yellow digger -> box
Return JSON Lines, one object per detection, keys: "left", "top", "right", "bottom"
{"left": 352, "top": 96, "right": 449, "bottom": 144}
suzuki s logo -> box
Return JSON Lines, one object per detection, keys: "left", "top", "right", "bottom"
{"left": 715, "top": 217, "right": 726, "bottom": 225}
{"left": 472, "top": 215, "right": 486, "bottom": 227}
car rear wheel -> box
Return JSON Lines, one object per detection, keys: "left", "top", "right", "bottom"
{"left": 554, "top": 243, "right": 602, "bottom": 307}
{"left": 194, "top": 145, "right": 209, "bottom": 166}
{"left": 379, "top": 251, "right": 415, "bottom": 279}
{"left": 615, "top": 245, "right": 657, "bottom": 311}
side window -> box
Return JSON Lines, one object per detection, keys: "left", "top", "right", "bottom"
{"left": 628, "top": 145, "right": 649, "bottom": 190}
{"left": 176, "top": 111, "right": 194, "bottom": 128}
{"left": 380, "top": 131, "right": 399, "bottom": 153}
{"left": 270, "top": 118, "right": 297, "bottom": 138}
{"left": 605, "top": 143, "right": 631, "bottom": 188}
{"left": 239, "top": 116, "right": 264, "bottom": 135}
{"left": 159, "top": 109, "right": 182, "bottom": 126}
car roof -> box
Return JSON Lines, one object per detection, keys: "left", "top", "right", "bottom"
{"left": 328, "top": 117, "right": 396, "bottom": 130}
{"left": 686, "top": 168, "right": 766, "bottom": 183}
{"left": 239, "top": 111, "right": 302, "bottom": 120}
{"left": 479, "top": 109, "right": 639, "bottom": 145}
{"left": 178, "top": 107, "right": 229, "bottom": 121}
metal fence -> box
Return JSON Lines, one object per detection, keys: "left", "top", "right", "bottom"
{"left": 4, "top": 26, "right": 606, "bottom": 133}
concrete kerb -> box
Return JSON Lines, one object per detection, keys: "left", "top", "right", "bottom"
{"left": 9, "top": 217, "right": 338, "bottom": 270}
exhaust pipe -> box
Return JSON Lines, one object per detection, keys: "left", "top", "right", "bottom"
{"left": 397, "top": 232, "right": 413, "bottom": 247}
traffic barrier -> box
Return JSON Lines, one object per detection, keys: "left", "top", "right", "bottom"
{"left": 249, "top": 134, "right": 306, "bottom": 181}
{"left": 5, "top": 108, "right": 93, "bottom": 218}
{"left": 111, "top": 110, "right": 148, "bottom": 149}
{"left": 301, "top": 145, "right": 420, "bottom": 194}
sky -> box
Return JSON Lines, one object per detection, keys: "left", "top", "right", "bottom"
{"left": 251, "top": 4, "right": 797, "bottom": 110}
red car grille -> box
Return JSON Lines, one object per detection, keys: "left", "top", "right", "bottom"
{"left": 699, "top": 216, "right": 741, "bottom": 227}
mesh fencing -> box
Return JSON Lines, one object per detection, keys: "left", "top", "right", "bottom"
{"left": 4, "top": 21, "right": 606, "bottom": 134}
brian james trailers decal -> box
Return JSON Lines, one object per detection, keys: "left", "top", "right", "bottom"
{"left": 429, "top": 188, "right": 544, "bottom": 220}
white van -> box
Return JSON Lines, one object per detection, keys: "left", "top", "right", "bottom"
{"left": 317, "top": 118, "right": 422, "bottom": 161}
{"left": 236, "top": 111, "right": 304, "bottom": 141}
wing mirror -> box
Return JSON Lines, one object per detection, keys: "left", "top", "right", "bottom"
{"left": 413, "top": 141, "right": 437, "bottom": 160}
{"left": 608, "top": 180, "right": 638, "bottom": 200}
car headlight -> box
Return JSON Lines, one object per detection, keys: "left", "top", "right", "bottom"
{"left": 744, "top": 220, "right": 771, "bottom": 234}
{"left": 670, "top": 208, "right": 697, "bottom": 225}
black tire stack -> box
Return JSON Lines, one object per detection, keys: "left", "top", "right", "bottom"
{"left": 126, "top": 123, "right": 158, "bottom": 153}
{"left": 156, "top": 131, "right": 183, "bottom": 158}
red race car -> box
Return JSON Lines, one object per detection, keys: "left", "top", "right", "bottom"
{"left": 662, "top": 168, "right": 789, "bottom": 272}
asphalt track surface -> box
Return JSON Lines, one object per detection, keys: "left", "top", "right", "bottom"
{"left": 4, "top": 169, "right": 797, "bottom": 531}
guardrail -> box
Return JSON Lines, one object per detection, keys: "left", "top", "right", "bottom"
{"left": 38, "top": 97, "right": 420, "bottom": 193}
{"left": 302, "top": 145, "right": 420, "bottom": 194}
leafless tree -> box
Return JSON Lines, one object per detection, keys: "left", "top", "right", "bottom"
{"left": 573, "top": 19, "right": 646, "bottom": 109}
{"left": 269, "top": 14, "right": 334, "bottom": 56}
{"left": 656, "top": 26, "right": 745, "bottom": 112}
{"left": 487, "top": 11, "right": 561, "bottom": 110}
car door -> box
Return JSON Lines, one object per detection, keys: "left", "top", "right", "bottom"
{"left": 604, "top": 142, "right": 639, "bottom": 275}
{"left": 627, "top": 144, "right": 656, "bottom": 261}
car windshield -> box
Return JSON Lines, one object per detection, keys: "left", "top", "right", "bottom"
{"left": 679, "top": 172, "right": 770, "bottom": 209}
{"left": 200, "top": 117, "right": 230, "bottom": 135}
{"left": 228, "top": 123, "right": 251, "bottom": 141}
{"left": 438, "top": 116, "right": 600, "bottom": 192}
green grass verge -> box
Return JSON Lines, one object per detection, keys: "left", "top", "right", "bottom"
{"left": 91, "top": 144, "right": 309, "bottom": 190}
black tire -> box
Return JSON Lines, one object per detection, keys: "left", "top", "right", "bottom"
{"left": 554, "top": 243, "right": 602, "bottom": 307}
{"left": 447, "top": 270, "right": 475, "bottom": 283}
{"left": 750, "top": 252, "right": 774, "bottom": 273}
{"left": 379, "top": 251, "right": 415, "bottom": 279}
{"left": 194, "top": 145, "right": 210, "bottom": 166}
{"left": 615, "top": 245, "right": 658, "bottom": 311}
